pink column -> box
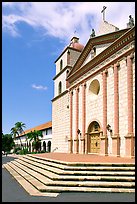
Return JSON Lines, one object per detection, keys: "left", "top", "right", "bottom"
{"left": 102, "top": 69, "right": 108, "bottom": 155}
{"left": 113, "top": 62, "right": 120, "bottom": 156}
{"left": 74, "top": 87, "right": 79, "bottom": 153}
{"left": 81, "top": 82, "right": 86, "bottom": 154}
{"left": 126, "top": 53, "right": 134, "bottom": 157}
{"left": 127, "top": 54, "right": 133, "bottom": 135}
{"left": 69, "top": 90, "right": 73, "bottom": 153}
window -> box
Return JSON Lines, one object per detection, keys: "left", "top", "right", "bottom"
{"left": 67, "top": 51, "right": 70, "bottom": 64}
{"left": 91, "top": 47, "right": 96, "bottom": 58}
{"left": 89, "top": 79, "right": 100, "bottom": 95}
{"left": 58, "top": 81, "right": 62, "bottom": 94}
{"left": 66, "top": 70, "right": 69, "bottom": 76}
{"left": 94, "top": 122, "right": 99, "bottom": 131}
{"left": 93, "top": 47, "right": 96, "bottom": 56}
{"left": 88, "top": 121, "right": 100, "bottom": 133}
{"left": 60, "top": 59, "right": 63, "bottom": 71}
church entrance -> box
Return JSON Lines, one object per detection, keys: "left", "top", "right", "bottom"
{"left": 88, "top": 121, "right": 100, "bottom": 153}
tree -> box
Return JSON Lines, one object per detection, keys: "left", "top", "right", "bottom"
{"left": 11, "top": 122, "right": 26, "bottom": 149}
{"left": 15, "top": 122, "right": 26, "bottom": 134}
{"left": 10, "top": 127, "right": 18, "bottom": 151}
{"left": 2, "top": 133, "right": 15, "bottom": 153}
{"left": 10, "top": 126, "right": 23, "bottom": 149}
{"left": 27, "top": 130, "right": 43, "bottom": 152}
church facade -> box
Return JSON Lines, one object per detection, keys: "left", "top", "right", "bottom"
{"left": 51, "top": 19, "right": 135, "bottom": 158}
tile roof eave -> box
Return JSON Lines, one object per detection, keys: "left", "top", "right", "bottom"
{"left": 16, "top": 121, "right": 52, "bottom": 138}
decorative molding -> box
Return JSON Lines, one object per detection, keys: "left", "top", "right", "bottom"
{"left": 68, "top": 47, "right": 134, "bottom": 91}
{"left": 125, "top": 133, "right": 134, "bottom": 138}
{"left": 67, "top": 27, "right": 135, "bottom": 84}
{"left": 100, "top": 136, "right": 106, "bottom": 140}
{"left": 130, "top": 52, "right": 134, "bottom": 59}
{"left": 116, "top": 61, "right": 120, "bottom": 67}
{"left": 68, "top": 28, "right": 130, "bottom": 77}
{"left": 111, "top": 135, "right": 119, "bottom": 139}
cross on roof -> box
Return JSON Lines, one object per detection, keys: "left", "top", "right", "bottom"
{"left": 101, "top": 6, "right": 107, "bottom": 21}
{"left": 74, "top": 30, "right": 77, "bottom": 35}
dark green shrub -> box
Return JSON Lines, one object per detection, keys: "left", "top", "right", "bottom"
{"left": 19, "top": 148, "right": 29, "bottom": 155}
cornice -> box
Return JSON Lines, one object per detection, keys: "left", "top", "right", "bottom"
{"left": 52, "top": 90, "right": 68, "bottom": 102}
{"left": 67, "top": 27, "right": 135, "bottom": 84}
{"left": 67, "top": 28, "right": 130, "bottom": 78}
{"left": 54, "top": 46, "right": 82, "bottom": 63}
{"left": 53, "top": 65, "right": 72, "bottom": 80}
{"left": 68, "top": 47, "right": 134, "bottom": 91}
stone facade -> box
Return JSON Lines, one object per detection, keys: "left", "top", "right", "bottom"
{"left": 52, "top": 92, "right": 70, "bottom": 152}
{"left": 52, "top": 21, "right": 135, "bottom": 158}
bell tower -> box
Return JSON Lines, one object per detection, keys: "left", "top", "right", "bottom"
{"left": 52, "top": 36, "right": 84, "bottom": 153}
{"left": 53, "top": 37, "right": 84, "bottom": 98}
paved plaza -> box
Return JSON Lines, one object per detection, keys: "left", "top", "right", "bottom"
{"left": 2, "top": 155, "right": 135, "bottom": 202}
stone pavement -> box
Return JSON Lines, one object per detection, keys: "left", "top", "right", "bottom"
{"left": 31, "top": 152, "right": 135, "bottom": 164}
{"left": 2, "top": 155, "right": 135, "bottom": 201}
{"left": 2, "top": 158, "right": 135, "bottom": 203}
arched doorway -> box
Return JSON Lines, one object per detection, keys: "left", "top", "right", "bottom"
{"left": 39, "top": 141, "right": 41, "bottom": 151}
{"left": 47, "top": 141, "right": 51, "bottom": 152}
{"left": 88, "top": 121, "right": 100, "bottom": 153}
{"left": 43, "top": 141, "right": 46, "bottom": 152}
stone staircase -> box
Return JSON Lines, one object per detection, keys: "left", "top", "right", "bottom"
{"left": 3, "top": 154, "right": 135, "bottom": 194}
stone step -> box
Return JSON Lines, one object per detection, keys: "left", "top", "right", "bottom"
{"left": 52, "top": 175, "right": 135, "bottom": 182}
{"left": 27, "top": 154, "right": 135, "bottom": 167}
{"left": 3, "top": 163, "right": 134, "bottom": 193}
{"left": 3, "top": 163, "right": 47, "bottom": 191}
{"left": 18, "top": 157, "right": 63, "bottom": 174}
{"left": 17, "top": 157, "right": 135, "bottom": 177}
{"left": 21, "top": 155, "right": 135, "bottom": 171}
{"left": 7, "top": 161, "right": 135, "bottom": 187}
{"left": 3, "top": 163, "right": 135, "bottom": 193}
{"left": 45, "top": 180, "right": 135, "bottom": 188}
{"left": 12, "top": 159, "right": 135, "bottom": 182}
{"left": 39, "top": 185, "right": 135, "bottom": 193}
{"left": 10, "top": 160, "right": 58, "bottom": 180}
{"left": 3, "top": 157, "right": 135, "bottom": 194}
{"left": 2, "top": 164, "right": 59, "bottom": 197}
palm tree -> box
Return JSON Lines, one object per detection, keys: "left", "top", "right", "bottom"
{"left": 27, "top": 130, "right": 43, "bottom": 152}
{"left": 11, "top": 122, "right": 26, "bottom": 150}
{"left": 15, "top": 122, "right": 26, "bottom": 150}
{"left": 15, "top": 122, "right": 26, "bottom": 135}
{"left": 10, "top": 126, "right": 21, "bottom": 150}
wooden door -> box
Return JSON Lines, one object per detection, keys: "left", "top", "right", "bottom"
{"left": 90, "top": 133, "right": 100, "bottom": 153}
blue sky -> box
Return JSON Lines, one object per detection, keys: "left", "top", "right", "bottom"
{"left": 2, "top": 2, "right": 135, "bottom": 134}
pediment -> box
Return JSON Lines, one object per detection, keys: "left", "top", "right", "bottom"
{"left": 67, "top": 28, "right": 129, "bottom": 82}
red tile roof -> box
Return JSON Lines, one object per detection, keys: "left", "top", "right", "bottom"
{"left": 18, "top": 121, "right": 52, "bottom": 137}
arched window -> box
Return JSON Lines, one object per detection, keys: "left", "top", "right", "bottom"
{"left": 67, "top": 51, "right": 70, "bottom": 64}
{"left": 91, "top": 47, "right": 96, "bottom": 58}
{"left": 93, "top": 47, "right": 96, "bottom": 56}
{"left": 58, "top": 81, "right": 62, "bottom": 94}
{"left": 60, "top": 59, "right": 63, "bottom": 71}
{"left": 88, "top": 121, "right": 100, "bottom": 133}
